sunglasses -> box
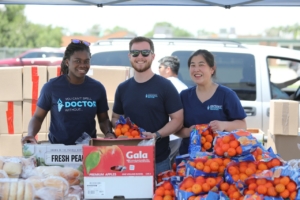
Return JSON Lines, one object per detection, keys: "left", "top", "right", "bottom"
{"left": 71, "top": 39, "right": 90, "bottom": 46}
{"left": 130, "top": 50, "right": 152, "bottom": 57}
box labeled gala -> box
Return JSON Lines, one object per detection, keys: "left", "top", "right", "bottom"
{"left": 83, "top": 138, "right": 155, "bottom": 199}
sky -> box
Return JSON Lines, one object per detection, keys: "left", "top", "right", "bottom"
{"left": 24, "top": 5, "right": 300, "bottom": 36}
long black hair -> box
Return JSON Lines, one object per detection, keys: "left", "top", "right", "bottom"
{"left": 60, "top": 42, "right": 91, "bottom": 75}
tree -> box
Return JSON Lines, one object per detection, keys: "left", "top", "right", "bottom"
{"left": 86, "top": 24, "right": 101, "bottom": 36}
{"left": 0, "top": 5, "right": 63, "bottom": 47}
{"left": 143, "top": 22, "right": 194, "bottom": 38}
{"left": 265, "top": 23, "right": 300, "bottom": 39}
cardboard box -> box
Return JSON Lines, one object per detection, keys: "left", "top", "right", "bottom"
{"left": 247, "top": 128, "right": 265, "bottom": 144}
{"left": 0, "top": 67, "right": 22, "bottom": 101}
{"left": 269, "top": 100, "right": 299, "bottom": 136}
{"left": 0, "top": 101, "right": 22, "bottom": 134}
{"left": 87, "top": 66, "right": 133, "bottom": 101}
{"left": 23, "top": 66, "right": 47, "bottom": 100}
{"left": 83, "top": 139, "right": 155, "bottom": 199}
{"left": 47, "top": 65, "right": 61, "bottom": 80}
{"left": 0, "top": 134, "right": 23, "bottom": 156}
{"left": 266, "top": 130, "right": 300, "bottom": 161}
{"left": 22, "top": 100, "right": 47, "bottom": 133}
{"left": 23, "top": 143, "right": 83, "bottom": 168}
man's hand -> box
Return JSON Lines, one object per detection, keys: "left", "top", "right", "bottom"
{"left": 104, "top": 133, "right": 116, "bottom": 139}
{"left": 209, "top": 120, "right": 226, "bottom": 132}
{"left": 21, "top": 135, "right": 38, "bottom": 145}
{"left": 142, "top": 132, "right": 156, "bottom": 139}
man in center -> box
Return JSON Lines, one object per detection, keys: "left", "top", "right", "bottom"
{"left": 111, "top": 37, "right": 183, "bottom": 175}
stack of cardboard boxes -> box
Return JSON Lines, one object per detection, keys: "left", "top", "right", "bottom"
{"left": 0, "top": 65, "right": 133, "bottom": 156}
{"left": 266, "top": 99, "right": 300, "bottom": 161}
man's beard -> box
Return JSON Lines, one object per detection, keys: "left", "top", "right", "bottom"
{"left": 131, "top": 60, "right": 152, "bottom": 73}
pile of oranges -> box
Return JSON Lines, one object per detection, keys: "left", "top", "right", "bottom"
{"left": 153, "top": 181, "right": 175, "bottom": 200}
{"left": 213, "top": 134, "right": 242, "bottom": 157}
{"left": 114, "top": 123, "right": 141, "bottom": 138}
{"left": 188, "top": 157, "right": 231, "bottom": 176}
{"left": 179, "top": 176, "right": 222, "bottom": 194}
{"left": 244, "top": 176, "right": 297, "bottom": 199}
{"left": 227, "top": 159, "right": 282, "bottom": 182}
{"left": 219, "top": 183, "right": 243, "bottom": 200}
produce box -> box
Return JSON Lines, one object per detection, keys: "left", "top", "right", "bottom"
{"left": 83, "top": 138, "right": 155, "bottom": 200}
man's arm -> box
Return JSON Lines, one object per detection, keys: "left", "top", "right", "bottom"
{"left": 97, "top": 112, "right": 115, "bottom": 138}
{"left": 111, "top": 112, "right": 122, "bottom": 128}
{"left": 274, "top": 77, "right": 300, "bottom": 89}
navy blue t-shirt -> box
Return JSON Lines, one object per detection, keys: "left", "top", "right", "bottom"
{"left": 179, "top": 85, "right": 246, "bottom": 155}
{"left": 113, "top": 74, "right": 183, "bottom": 163}
{"left": 37, "top": 75, "right": 109, "bottom": 145}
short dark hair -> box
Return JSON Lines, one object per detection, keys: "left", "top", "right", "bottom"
{"left": 60, "top": 42, "right": 91, "bottom": 75}
{"left": 158, "top": 56, "right": 180, "bottom": 75}
{"left": 188, "top": 49, "right": 216, "bottom": 77}
{"left": 129, "top": 36, "right": 154, "bottom": 52}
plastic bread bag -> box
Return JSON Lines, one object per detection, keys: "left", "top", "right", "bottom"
{"left": 26, "top": 176, "right": 44, "bottom": 190}
{"left": 0, "top": 179, "right": 35, "bottom": 200}
{"left": 0, "top": 170, "right": 8, "bottom": 179}
{"left": 33, "top": 166, "right": 82, "bottom": 186}
{"left": 20, "top": 157, "right": 37, "bottom": 179}
{"left": 35, "top": 187, "right": 66, "bottom": 200}
{"left": 68, "top": 185, "right": 83, "bottom": 199}
{"left": 75, "top": 132, "right": 91, "bottom": 145}
{"left": 2, "top": 157, "right": 22, "bottom": 178}
{"left": 138, "top": 138, "right": 155, "bottom": 146}
{"left": 0, "top": 157, "right": 4, "bottom": 170}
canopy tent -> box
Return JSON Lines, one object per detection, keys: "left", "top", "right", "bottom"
{"left": 1, "top": 0, "right": 300, "bottom": 8}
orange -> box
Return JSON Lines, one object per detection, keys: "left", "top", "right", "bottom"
{"left": 184, "top": 178, "right": 195, "bottom": 188}
{"left": 123, "top": 124, "right": 130, "bottom": 130}
{"left": 131, "top": 130, "right": 139, "bottom": 137}
{"left": 215, "top": 147, "right": 224, "bottom": 156}
{"left": 257, "top": 162, "right": 268, "bottom": 171}
{"left": 245, "top": 189, "right": 255, "bottom": 195}
{"left": 134, "top": 135, "right": 141, "bottom": 138}
{"left": 116, "top": 124, "right": 123, "bottom": 129}
{"left": 206, "top": 177, "right": 217, "bottom": 187}
{"left": 286, "top": 181, "right": 297, "bottom": 192}
{"left": 229, "top": 140, "right": 239, "bottom": 148}
{"left": 280, "top": 176, "right": 290, "bottom": 186}
{"left": 203, "top": 142, "right": 212, "bottom": 150}
{"left": 239, "top": 173, "right": 248, "bottom": 181}
{"left": 214, "top": 158, "right": 223, "bottom": 165}
{"left": 271, "top": 158, "right": 281, "bottom": 167}
{"left": 290, "top": 191, "right": 297, "bottom": 200}
{"left": 275, "top": 183, "right": 285, "bottom": 193}
{"left": 222, "top": 135, "right": 230, "bottom": 143}
{"left": 205, "top": 159, "right": 213, "bottom": 166}
{"left": 236, "top": 146, "right": 243, "bottom": 155}
{"left": 201, "top": 137, "right": 206, "bottom": 144}
{"left": 188, "top": 196, "right": 196, "bottom": 200}
{"left": 220, "top": 182, "right": 229, "bottom": 192}
{"left": 189, "top": 161, "right": 196, "bottom": 167}
{"left": 202, "top": 129, "right": 210, "bottom": 136}
{"left": 256, "top": 185, "right": 267, "bottom": 195}
{"left": 163, "top": 182, "right": 173, "bottom": 190}
{"left": 267, "top": 186, "right": 277, "bottom": 197}
{"left": 228, "top": 166, "right": 239, "bottom": 175}
{"left": 195, "top": 162, "right": 204, "bottom": 170}
{"left": 155, "top": 187, "right": 165, "bottom": 196}
{"left": 227, "top": 148, "right": 237, "bottom": 157}
{"left": 245, "top": 168, "right": 255, "bottom": 176}
{"left": 163, "top": 195, "right": 173, "bottom": 200}
{"left": 280, "top": 189, "right": 290, "bottom": 198}
{"left": 154, "top": 196, "right": 163, "bottom": 200}
{"left": 191, "top": 183, "right": 202, "bottom": 194}
{"left": 205, "top": 135, "right": 213, "bottom": 142}
{"left": 124, "top": 131, "right": 131, "bottom": 136}
{"left": 231, "top": 191, "right": 241, "bottom": 199}
{"left": 115, "top": 128, "right": 122, "bottom": 136}
{"left": 203, "top": 166, "right": 211, "bottom": 173}
{"left": 164, "top": 189, "right": 172, "bottom": 196}
{"left": 210, "top": 161, "right": 219, "bottom": 171}
{"left": 273, "top": 177, "right": 281, "bottom": 185}
{"left": 239, "top": 165, "right": 247, "bottom": 173}
{"left": 221, "top": 143, "right": 230, "bottom": 152}
{"left": 232, "top": 174, "right": 240, "bottom": 182}
{"left": 195, "top": 176, "right": 205, "bottom": 184}
{"left": 248, "top": 183, "right": 257, "bottom": 190}
{"left": 223, "top": 158, "right": 231, "bottom": 166}
{"left": 121, "top": 127, "right": 129, "bottom": 134}
{"left": 218, "top": 166, "right": 225, "bottom": 175}
{"left": 202, "top": 183, "right": 211, "bottom": 192}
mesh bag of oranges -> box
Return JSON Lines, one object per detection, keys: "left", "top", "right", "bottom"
{"left": 175, "top": 154, "right": 190, "bottom": 177}
{"left": 157, "top": 170, "right": 177, "bottom": 184}
{"left": 186, "top": 152, "right": 231, "bottom": 177}
{"left": 213, "top": 130, "right": 258, "bottom": 158}
{"left": 242, "top": 166, "right": 300, "bottom": 200}
{"left": 153, "top": 180, "right": 176, "bottom": 200}
{"left": 224, "top": 156, "right": 283, "bottom": 185}
{"left": 114, "top": 116, "right": 146, "bottom": 138}
{"left": 189, "top": 124, "right": 215, "bottom": 157}
{"left": 177, "top": 176, "right": 223, "bottom": 200}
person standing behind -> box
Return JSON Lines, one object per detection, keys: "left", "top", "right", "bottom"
{"left": 22, "top": 39, "right": 115, "bottom": 145}
{"left": 158, "top": 56, "right": 188, "bottom": 162}
{"left": 112, "top": 37, "right": 184, "bottom": 175}
{"left": 175, "top": 49, "right": 247, "bottom": 155}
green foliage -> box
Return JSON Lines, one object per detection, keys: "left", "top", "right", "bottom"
{"left": 265, "top": 23, "right": 300, "bottom": 39}
{"left": 146, "top": 22, "right": 194, "bottom": 38}
{"left": 144, "top": 30, "right": 154, "bottom": 37}
{"left": 0, "top": 5, "right": 63, "bottom": 48}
